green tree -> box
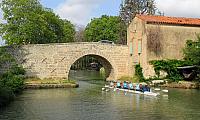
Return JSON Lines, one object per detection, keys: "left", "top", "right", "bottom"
{"left": 0, "top": 0, "right": 75, "bottom": 45}
{"left": 60, "top": 19, "right": 75, "bottom": 43}
{"left": 84, "top": 15, "right": 125, "bottom": 44}
{"left": 184, "top": 35, "right": 200, "bottom": 65}
{"left": 120, "top": 0, "right": 157, "bottom": 25}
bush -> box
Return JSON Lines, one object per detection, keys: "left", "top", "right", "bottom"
{"left": 10, "top": 65, "right": 26, "bottom": 75}
{"left": 135, "top": 64, "right": 145, "bottom": 82}
{"left": 0, "top": 46, "right": 25, "bottom": 107}
{"left": 0, "top": 69, "right": 25, "bottom": 107}
{"left": 149, "top": 59, "right": 193, "bottom": 81}
{"left": 5, "top": 75, "right": 24, "bottom": 93}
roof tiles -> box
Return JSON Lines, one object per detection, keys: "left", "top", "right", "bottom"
{"left": 136, "top": 14, "right": 200, "bottom": 26}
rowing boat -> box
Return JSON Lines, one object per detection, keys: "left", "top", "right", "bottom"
{"left": 102, "top": 86, "right": 159, "bottom": 96}
{"left": 114, "top": 88, "right": 159, "bottom": 96}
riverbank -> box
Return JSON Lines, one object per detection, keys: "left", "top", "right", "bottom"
{"left": 117, "top": 77, "right": 200, "bottom": 89}
{"left": 25, "top": 78, "right": 79, "bottom": 89}
{"left": 161, "top": 81, "right": 200, "bottom": 89}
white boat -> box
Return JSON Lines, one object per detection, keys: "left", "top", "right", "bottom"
{"left": 114, "top": 88, "right": 159, "bottom": 96}
{"left": 102, "top": 88, "right": 106, "bottom": 91}
{"left": 104, "top": 85, "right": 109, "bottom": 88}
{"left": 162, "top": 89, "right": 168, "bottom": 93}
{"left": 105, "top": 89, "right": 110, "bottom": 92}
{"left": 154, "top": 88, "right": 161, "bottom": 91}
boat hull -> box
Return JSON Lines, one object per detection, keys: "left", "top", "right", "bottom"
{"left": 114, "top": 88, "right": 159, "bottom": 96}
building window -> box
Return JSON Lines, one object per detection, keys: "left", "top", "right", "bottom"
{"left": 134, "top": 23, "right": 137, "bottom": 32}
{"left": 138, "top": 39, "right": 142, "bottom": 54}
{"left": 131, "top": 23, "right": 137, "bottom": 33}
{"left": 130, "top": 42, "right": 133, "bottom": 56}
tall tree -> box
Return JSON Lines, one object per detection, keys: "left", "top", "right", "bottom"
{"left": 0, "top": 0, "right": 75, "bottom": 45}
{"left": 84, "top": 15, "right": 125, "bottom": 44}
{"left": 120, "top": 0, "right": 157, "bottom": 25}
{"left": 59, "top": 19, "right": 75, "bottom": 43}
{"left": 75, "top": 25, "right": 85, "bottom": 42}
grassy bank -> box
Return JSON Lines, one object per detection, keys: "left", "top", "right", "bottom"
{"left": 25, "top": 78, "right": 79, "bottom": 89}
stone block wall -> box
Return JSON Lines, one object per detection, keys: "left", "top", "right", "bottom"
{"left": 10, "top": 43, "right": 129, "bottom": 80}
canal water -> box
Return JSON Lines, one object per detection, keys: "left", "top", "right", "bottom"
{"left": 1, "top": 70, "right": 200, "bottom": 120}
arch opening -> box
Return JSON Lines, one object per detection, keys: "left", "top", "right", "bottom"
{"left": 68, "top": 54, "right": 115, "bottom": 81}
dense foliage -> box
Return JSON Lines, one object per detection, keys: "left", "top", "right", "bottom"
{"left": 0, "top": 0, "right": 75, "bottom": 45}
{"left": 0, "top": 47, "right": 25, "bottom": 107}
{"left": 149, "top": 59, "right": 193, "bottom": 81}
{"left": 183, "top": 36, "right": 200, "bottom": 65}
{"left": 120, "top": 0, "right": 157, "bottom": 25}
{"left": 84, "top": 15, "right": 126, "bottom": 44}
{"left": 135, "top": 64, "right": 145, "bottom": 82}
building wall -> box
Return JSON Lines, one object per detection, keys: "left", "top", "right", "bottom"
{"left": 127, "top": 17, "right": 148, "bottom": 76}
{"left": 146, "top": 24, "right": 200, "bottom": 61}
{"left": 128, "top": 17, "right": 200, "bottom": 78}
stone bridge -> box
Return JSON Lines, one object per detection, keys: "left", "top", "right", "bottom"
{"left": 14, "top": 42, "right": 130, "bottom": 80}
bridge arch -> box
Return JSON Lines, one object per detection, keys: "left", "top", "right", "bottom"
{"left": 66, "top": 52, "right": 118, "bottom": 80}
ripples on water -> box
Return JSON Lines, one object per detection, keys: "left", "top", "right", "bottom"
{"left": 0, "top": 70, "right": 200, "bottom": 120}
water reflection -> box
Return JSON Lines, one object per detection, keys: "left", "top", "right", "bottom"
{"left": 0, "top": 70, "right": 200, "bottom": 120}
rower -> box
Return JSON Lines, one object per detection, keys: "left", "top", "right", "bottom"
{"left": 147, "top": 85, "right": 151, "bottom": 92}
{"left": 123, "top": 81, "right": 128, "bottom": 89}
{"left": 128, "top": 82, "right": 134, "bottom": 90}
{"left": 143, "top": 85, "right": 148, "bottom": 92}
{"left": 135, "top": 84, "right": 140, "bottom": 91}
{"left": 117, "top": 81, "right": 121, "bottom": 88}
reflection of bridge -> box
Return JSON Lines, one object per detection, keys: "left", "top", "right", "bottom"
{"left": 16, "top": 42, "right": 130, "bottom": 80}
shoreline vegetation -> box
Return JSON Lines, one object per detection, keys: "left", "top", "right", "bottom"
{"left": 0, "top": 47, "right": 26, "bottom": 108}
{"left": 25, "top": 78, "right": 79, "bottom": 89}
{"left": 118, "top": 76, "right": 200, "bottom": 89}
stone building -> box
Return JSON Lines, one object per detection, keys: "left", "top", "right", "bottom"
{"left": 127, "top": 14, "right": 200, "bottom": 78}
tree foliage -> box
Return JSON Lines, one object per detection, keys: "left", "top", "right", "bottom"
{"left": 120, "top": 0, "right": 157, "bottom": 25}
{"left": 184, "top": 35, "right": 200, "bottom": 65}
{"left": 84, "top": 15, "right": 126, "bottom": 44}
{"left": 0, "top": 0, "right": 75, "bottom": 45}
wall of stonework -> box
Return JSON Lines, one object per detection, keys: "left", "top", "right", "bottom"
{"left": 127, "top": 17, "right": 200, "bottom": 78}
{"left": 11, "top": 43, "right": 129, "bottom": 80}
{"left": 143, "top": 24, "right": 200, "bottom": 78}
{"left": 146, "top": 24, "right": 200, "bottom": 61}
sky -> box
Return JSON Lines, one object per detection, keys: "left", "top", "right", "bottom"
{"left": 1, "top": 0, "right": 200, "bottom": 45}
{"left": 40, "top": 0, "right": 200, "bottom": 26}
{"left": 40, "top": 0, "right": 121, "bottom": 26}
{"left": 1, "top": 0, "right": 200, "bottom": 26}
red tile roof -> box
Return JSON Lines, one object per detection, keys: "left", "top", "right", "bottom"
{"left": 136, "top": 14, "right": 200, "bottom": 26}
